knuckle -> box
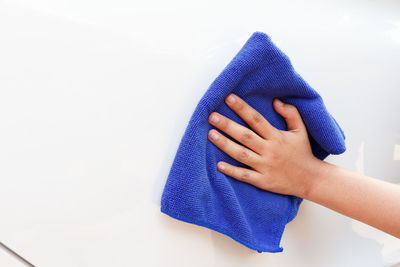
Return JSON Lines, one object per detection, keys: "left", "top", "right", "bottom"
{"left": 286, "top": 104, "right": 295, "bottom": 110}
{"left": 240, "top": 171, "right": 251, "bottom": 182}
{"left": 239, "top": 132, "right": 253, "bottom": 144}
{"left": 219, "top": 136, "right": 228, "bottom": 147}
{"left": 252, "top": 112, "right": 264, "bottom": 124}
{"left": 228, "top": 166, "right": 236, "bottom": 177}
{"left": 287, "top": 104, "right": 299, "bottom": 115}
{"left": 237, "top": 148, "right": 250, "bottom": 161}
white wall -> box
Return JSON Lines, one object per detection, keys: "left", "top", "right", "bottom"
{"left": 0, "top": 0, "right": 399, "bottom": 266}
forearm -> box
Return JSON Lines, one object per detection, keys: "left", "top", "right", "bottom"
{"left": 303, "top": 159, "right": 400, "bottom": 238}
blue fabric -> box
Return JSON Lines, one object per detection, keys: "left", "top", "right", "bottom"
{"left": 160, "top": 31, "right": 346, "bottom": 252}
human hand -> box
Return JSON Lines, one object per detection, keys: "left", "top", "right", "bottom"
{"left": 208, "top": 94, "right": 400, "bottom": 238}
{"left": 207, "top": 93, "right": 320, "bottom": 198}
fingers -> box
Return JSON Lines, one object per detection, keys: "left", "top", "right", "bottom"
{"left": 208, "top": 129, "right": 262, "bottom": 169}
{"left": 208, "top": 112, "right": 265, "bottom": 154}
{"left": 224, "top": 94, "right": 278, "bottom": 139}
{"left": 273, "top": 98, "right": 306, "bottom": 132}
{"left": 216, "top": 161, "right": 262, "bottom": 186}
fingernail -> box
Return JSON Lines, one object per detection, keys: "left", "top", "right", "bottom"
{"left": 275, "top": 99, "right": 283, "bottom": 107}
{"left": 218, "top": 162, "right": 226, "bottom": 170}
{"left": 226, "top": 94, "right": 236, "bottom": 105}
{"left": 209, "top": 113, "right": 220, "bottom": 124}
{"left": 209, "top": 130, "right": 219, "bottom": 141}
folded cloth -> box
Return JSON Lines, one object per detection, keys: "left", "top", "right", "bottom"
{"left": 160, "top": 31, "right": 346, "bottom": 252}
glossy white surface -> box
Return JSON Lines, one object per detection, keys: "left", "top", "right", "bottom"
{"left": 0, "top": 249, "right": 28, "bottom": 267}
{"left": 0, "top": 0, "right": 399, "bottom": 266}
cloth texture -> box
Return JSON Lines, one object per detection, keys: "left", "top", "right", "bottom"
{"left": 161, "top": 31, "right": 346, "bottom": 252}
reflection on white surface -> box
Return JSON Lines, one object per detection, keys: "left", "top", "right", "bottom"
{"left": 353, "top": 142, "right": 400, "bottom": 266}
{"left": 394, "top": 144, "right": 400, "bottom": 161}
{"left": 0, "top": 0, "right": 399, "bottom": 266}
{"left": 386, "top": 21, "right": 400, "bottom": 44}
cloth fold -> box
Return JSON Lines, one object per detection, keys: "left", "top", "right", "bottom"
{"left": 161, "top": 31, "right": 346, "bottom": 252}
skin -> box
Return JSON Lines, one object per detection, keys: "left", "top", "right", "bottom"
{"left": 207, "top": 93, "right": 400, "bottom": 238}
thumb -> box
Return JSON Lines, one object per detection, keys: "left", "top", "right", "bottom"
{"left": 273, "top": 99, "right": 307, "bottom": 132}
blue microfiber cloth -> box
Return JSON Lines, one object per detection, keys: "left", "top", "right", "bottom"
{"left": 161, "top": 31, "right": 346, "bottom": 252}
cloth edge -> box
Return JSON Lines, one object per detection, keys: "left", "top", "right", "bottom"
{"left": 160, "top": 206, "right": 284, "bottom": 253}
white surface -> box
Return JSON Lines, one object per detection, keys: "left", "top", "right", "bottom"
{"left": 0, "top": 249, "right": 26, "bottom": 267}
{"left": 0, "top": 243, "right": 30, "bottom": 267}
{"left": 0, "top": 0, "right": 399, "bottom": 266}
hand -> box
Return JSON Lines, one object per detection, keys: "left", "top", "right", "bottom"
{"left": 207, "top": 93, "right": 319, "bottom": 198}
{"left": 208, "top": 94, "right": 400, "bottom": 239}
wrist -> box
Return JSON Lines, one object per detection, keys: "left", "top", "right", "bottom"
{"left": 297, "top": 157, "right": 326, "bottom": 200}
